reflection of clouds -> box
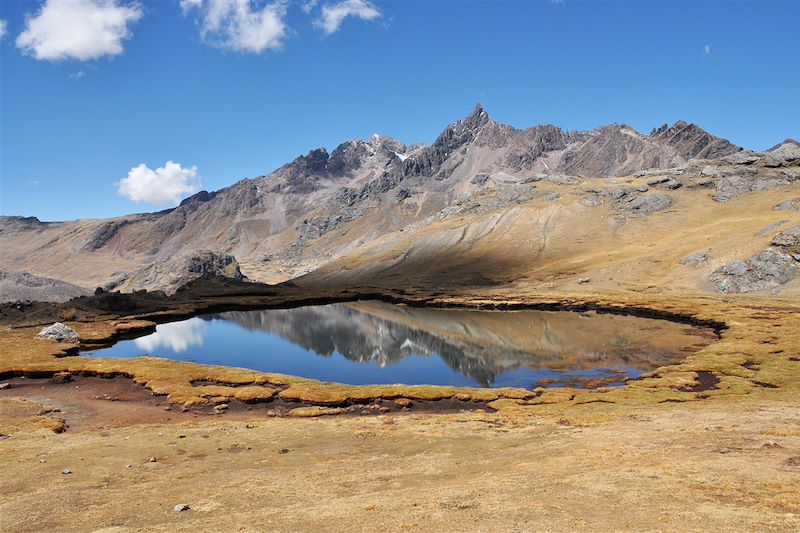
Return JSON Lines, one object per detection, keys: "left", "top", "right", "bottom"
{"left": 135, "top": 318, "right": 207, "bottom": 353}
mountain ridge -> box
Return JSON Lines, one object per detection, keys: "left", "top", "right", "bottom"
{"left": 3, "top": 105, "right": 798, "bottom": 299}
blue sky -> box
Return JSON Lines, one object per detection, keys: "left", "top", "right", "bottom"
{"left": 1, "top": 0, "right": 798, "bottom": 221}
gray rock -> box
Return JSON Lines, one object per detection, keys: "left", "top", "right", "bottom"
{"left": 721, "top": 151, "right": 760, "bottom": 165}
{"left": 680, "top": 251, "right": 709, "bottom": 266}
{"left": 764, "top": 141, "right": 800, "bottom": 167}
{"left": 710, "top": 248, "right": 799, "bottom": 293}
{"left": 543, "top": 192, "right": 560, "bottom": 201}
{"left": 754, "top": 221, "right": 787, "bottom": 237}
{"left": 36, "top": 323, "right": 78, "bottom": 343}
{"left": 580, "top": 196, "right": 602, "bottom": 207}
{"left": 173, "top": 504, "right": 190, "bottom": 513}
{"left": 0, "top": 383, "right": 10, "bottom": 390}
{"left": 607, "top": 187, "right": 631, "bottom": 200}
{"left": 647, "top": 176, "right": 671, "bottom": 186}
{"left": 577, "top": 277, "right": 590, "bottom": 284}
{"left": 771, "top": 225, "right": 800, "bottom": 251}
{"left": 773, "top": 198, "right": 800, "bottom": 211}
{"left": 618, "top": 194, "right": 674, "bottom": 215}
{"left": 545, "top": 174, "right": 579, "bottom": 186}
{"left": 711, "top": 169, "right": 796, "bottom": 203}
{"left": 635, "top": 185, "right": 649, "bottom": 192}
{"left": 62, "top": 469, "right": 72, "bottom": 475}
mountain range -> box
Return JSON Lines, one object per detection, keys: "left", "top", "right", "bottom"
{"left": 1, "top": 105, "right": 798, "bottom": 300}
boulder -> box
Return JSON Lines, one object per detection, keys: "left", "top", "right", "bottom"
{"left": 36, "top": 323, "right": 78, "bottom": 343}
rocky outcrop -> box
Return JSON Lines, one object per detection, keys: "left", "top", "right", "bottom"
{"left": 772, "top": 225, "right": 800, "bottom": 257}
{"left": 109, "top": 251, "right": 247, "bottom": 294}
{"left": 605, "top": 187, "right": 674, "bottom": 215}
{"left": 710, "top": 227, "right": 800, "bottom": 293}
{"left": 764, "top": 140, "right": 800, "bottom": 167}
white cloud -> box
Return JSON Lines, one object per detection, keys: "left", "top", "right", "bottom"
{"left": 315, "top": 0, "right": 380, "bottom": 36}
{"left": 704, "top": 44, "right": 711, "bottom": 55}
{"left": 135, "top": 317, "right": 207, "bottom": 353}
{"left": 0, "top": 20, "right": 7, "bottom": 41}
{"left": 117, "top": 161, "right": 201, "bottom": 207}
{"left": 301, "top": 0, "right": 318, "bottom": 14}
{"left": 182, "top": 0, "right": 288, "bottom": 53}
{"left": 16, "top": 0, "right": 143, "bottom": 61}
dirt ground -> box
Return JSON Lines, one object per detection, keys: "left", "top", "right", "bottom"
{"left": 1, "top": 383, "right": 799, "bottom": 532}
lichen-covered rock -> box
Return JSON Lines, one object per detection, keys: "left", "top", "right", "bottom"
{"left": 36, "top": 323, "right": 78, "bottom": 343}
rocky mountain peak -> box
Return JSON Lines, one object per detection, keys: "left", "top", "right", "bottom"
{"left": 650, "top": 119, "right": 740, "bottom": 160}
{"left": 767, "top": 138, "right": 800, "bottom": 151}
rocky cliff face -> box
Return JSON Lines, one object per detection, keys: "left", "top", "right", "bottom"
{"left": 3, "top": 104, "right": 797, "bottom": 297}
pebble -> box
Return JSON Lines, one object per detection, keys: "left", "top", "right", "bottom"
{"left": 148, "top": 456, "right": 157, "bottom": 463}
{"left": 0, "top": 383, "right": 10, "bottom": 390}
{"left": 62, "top": 469, "right": 72, "bottom": 475}
{"left": 51, "top": 372, "right": 73, "bottom": 384}
{"left": 173, "top": 504, "right": 190, "bottom": 513}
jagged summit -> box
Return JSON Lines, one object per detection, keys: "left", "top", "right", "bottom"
{"left": 650, "top": 120, "right": 740, "bottom": 160}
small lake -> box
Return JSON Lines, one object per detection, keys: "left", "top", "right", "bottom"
{"left": 84, "top": 301, "right": 717, "bottom": 389}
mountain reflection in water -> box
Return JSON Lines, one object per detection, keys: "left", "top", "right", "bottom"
{"left": 86, "top": 301, "right": 716, "bottom": 388}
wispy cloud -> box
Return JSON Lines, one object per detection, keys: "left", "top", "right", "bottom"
{"left": 703, "top": 44, "right": 711, "bottom": 55}
{"left": 315, "top": 0, "right": 381, "bottom": 36}
{"left": 301, "top": 0, "right": 318, "bottom": 14}
{"left": 0, "top": 19, "right": 7, "bottom": 41}
{"left": 117, "top": 161, "right": 201, "bottom": 207}
{"left": 180, "top": 0, "right": 288, "bottom": 53}
{"left": 16, "top": 0, "right": 143, "bottom": 61}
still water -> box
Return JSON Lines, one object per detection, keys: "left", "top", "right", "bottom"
{"left": 85, "top": 301, "right": 717, "bottom": 389}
